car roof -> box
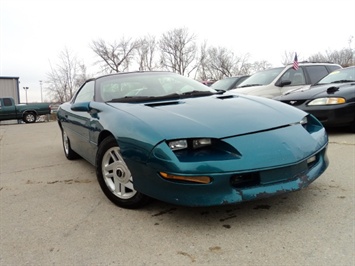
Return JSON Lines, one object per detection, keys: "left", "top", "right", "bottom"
{"left": 285, "top": 62, "right": 341, "bottom": 67}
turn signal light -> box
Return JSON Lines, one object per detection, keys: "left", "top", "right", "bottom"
{"left": 159, "top": 172, "right": 211, "bottom": 184}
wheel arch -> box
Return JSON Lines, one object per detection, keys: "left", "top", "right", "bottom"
{"left": 22, "top": 110, "right": 38, "bottom": 123}
{"left": 97, "top": 130, "right": 115, "bottom": 147}
{"left": 22, "top": 109, "right": 38, "bottom": 116}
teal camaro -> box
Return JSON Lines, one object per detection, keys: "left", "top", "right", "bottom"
{"left": 57, "top": 71, "right": 329, "bottom": 209}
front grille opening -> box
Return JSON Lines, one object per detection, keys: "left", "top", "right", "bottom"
{"left": 230, "top": 172, "right": 260, "bottom": 188}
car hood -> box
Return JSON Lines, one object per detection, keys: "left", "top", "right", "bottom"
{"left": 106, "top": 95, "right": 306, "bottom": 140}
{"left": 275, "top": 82, "right": 355, "bottom": 100}
{"left": 231, "top": 84, "right": 310, "bottom": 98}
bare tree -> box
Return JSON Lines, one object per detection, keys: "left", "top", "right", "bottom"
{"left": 195, "top": 44, "right": 256, "bottom": 80}
{"left": 249, "top": 60, "right": 272, "bottom": 73}
{"left": 232, "top": 53, "right": 252, "bottom": 75}
{"left": 91, "top": 37, "right": 139, "bottom": 73}
{"left": 159, "top": 28, "right": 198, "bottom": 76}
{"left": 194, "top": 41, "right": 210, "bottom": 80}
{"left": 136, "top": 35, "right": 158, "bottom": 71}
{"left": 325, "top": 48, "right": 354, "bottom": 67}
{"left": 201, "top": 47, "right": 251, "bottom": 79}
{"left": 205, "top": 46, "right": 235, "bottom": 79}
{"left": 307, "top": 48, "right": 354, "bottom": 67}
{"left": 307, "top": 52, "right": 327, "bottom": 63}
{"left": 46, "top": 48, "right": 87, "bottom": 103}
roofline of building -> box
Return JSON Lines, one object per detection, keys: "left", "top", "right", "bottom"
{"left": 0, "top": 76, "right": 20, "bottom": 79}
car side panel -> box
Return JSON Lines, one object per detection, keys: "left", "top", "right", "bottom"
{"left": 57, "top": 103, "right": 97, "bottom": 164}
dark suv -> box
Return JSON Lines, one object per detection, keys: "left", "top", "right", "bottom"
{"left": 229, "top": 62, "right": 342, "bottom": 98}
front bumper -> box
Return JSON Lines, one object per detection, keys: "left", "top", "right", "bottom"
{"left": 284, "top": 102, "right": 355, "bottom": 127}
{"left": 130, "top": 123, "right": 329, "bottom": 207}
{"left": 131, "top": 146, "right": 328, "bottom": 206}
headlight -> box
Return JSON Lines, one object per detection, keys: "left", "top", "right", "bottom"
{"left": 300, "top": 116, "right": 308, "bottom": 125}
{"left": 299, "top": 114, "right": 324, "bottom": 133}
{"left": 308, "top": 97, "right": 346, "bottom": 106}
{"left": 168, "top": 138, "right": 212, "bottom": 151}
{"left": 192, "top": 138, "right": 212, "bottom": 149}
{"left": 168, "top": 140, "right": 188, "bottom": 151}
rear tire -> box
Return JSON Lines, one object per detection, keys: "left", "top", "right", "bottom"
{"left": 96, "top": 136, "right": 150, "bottom": 209}
{"left": 61, "top": 130, "right": 79, "bottom": 160}
{"left": 23, "top": 112, "right": 36, "bottom": 123}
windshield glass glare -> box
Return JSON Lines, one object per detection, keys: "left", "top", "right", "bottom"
{"left": 96, "top": 72, "right": 217, "bottom": 102}
{"left": 317, "top": 67, "right": 355, "bottom": 84}
{"left": 238, "top": 67, "right": 284, "bottom": 87}
{"left": 211, "top": 77, "right": 237, "bottom": 90}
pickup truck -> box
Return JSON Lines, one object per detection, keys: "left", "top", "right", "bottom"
{"left": 0, "top": 97, "right": 51, "bottom": 123}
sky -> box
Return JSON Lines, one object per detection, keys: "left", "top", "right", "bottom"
{"left": 1, "top": 0, "right": 354, "bottom": 102}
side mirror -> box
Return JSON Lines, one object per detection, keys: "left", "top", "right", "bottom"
{"left": 276, "top": 80, "right": 292, "bottom": 87}
{"left": 71, "top": 102, "right": 90, "bottom": 112}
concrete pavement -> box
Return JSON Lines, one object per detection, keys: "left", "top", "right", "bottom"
{"left": 0, "top": 122, "right": 354, "bottom": 265}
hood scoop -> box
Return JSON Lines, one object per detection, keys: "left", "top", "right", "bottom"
{"left": 327, "top": 86, "right": 339, "bottom": 94}
{"left": 217, "top": 95, "right": 237, "bottom": 100}
{"left": 145, "top": 101, "right": 181, "bottom": 107}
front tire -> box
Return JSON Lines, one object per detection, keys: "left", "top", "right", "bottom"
{"left": 96, "top": 136, "right": 150, "bottom": 209}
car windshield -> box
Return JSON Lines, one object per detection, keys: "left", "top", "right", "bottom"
{"left": 210, "top": 77, "right": 238, "bottom": 91}
{"left": 96, "top": 72, "right": 217, "bottom": 103}
{"left": 317, "top": 67, "right": 355, "bottom": 85}
{"left": 238, "top": 67, "right": 284, "bottom": 88}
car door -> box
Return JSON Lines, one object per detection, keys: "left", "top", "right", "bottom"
{"left": 277, "top": 67, "right": 308, "bottom": 95}
{"left": 64, "top": 81, "right": 96, "bottom": 162}
{"left": 0, "top": 98, "right": 17, "bottom": 120}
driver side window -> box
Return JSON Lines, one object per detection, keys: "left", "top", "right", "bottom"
{"left": 280, "top": 68, "right": 306, "bottom": 86}
{"left": 74, "top": 81, "right": 95, "bottom": 103}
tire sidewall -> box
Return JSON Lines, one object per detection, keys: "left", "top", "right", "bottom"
{"left": 61, "top": 129, "right": 79, "bottom": 160}
{"left": 95, "top": 136, "right": 149, "bottom": 209}
{"left": 23, "top": 112, "right": 36, "bottom": 123}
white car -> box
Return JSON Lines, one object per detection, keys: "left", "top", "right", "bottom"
{"left": 229, "top": 63, "right": 341, "bottom": 98}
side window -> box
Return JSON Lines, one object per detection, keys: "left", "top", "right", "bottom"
{"left": 3, "top": 98, "right": 13, "bottom": 106}
{"left": 280, "top": 68, "right": 306, "bottom": 86}
{"left": 74, "top": 81, "right": 95, "bottom": 103}
{"left": 305, "top": 66, "right": 328, "bottom": 84}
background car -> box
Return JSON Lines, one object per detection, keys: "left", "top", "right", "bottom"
{"left": 275, "top": 66, "right": 355, "bottom": 131}
{"left": 201, "top": 79, "right": 216, "bottom": 86}
{"left": 229, "top": 62, "right": 341, "bottom": 98}
{"left": 57, "top": 71, "right": 329, "bottom": 209}
{"left": 210, "top": 75, "right": 250, "bottom": 91}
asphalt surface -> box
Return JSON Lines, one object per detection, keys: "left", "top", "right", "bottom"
{"left": 0, "top": 121, "right": 354, "bottom": 266}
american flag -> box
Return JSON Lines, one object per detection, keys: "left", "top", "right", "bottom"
{"left": 293, "top": 53, "right": 299, "bottom": 70}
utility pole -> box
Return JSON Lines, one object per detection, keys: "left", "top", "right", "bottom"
{"left": 23, "top": 87, "right": 29, "bottom": 104}
{"left": 39, "top": 80, "right": 43, "bottom": 102}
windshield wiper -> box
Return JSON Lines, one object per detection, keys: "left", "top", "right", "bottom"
{"left": 180, "top": 90, "right": 214, "bottom": 97}
{"left": 330, "top": 80, "right": 355, "bottom": 84}
{"left": 110, "top": 93, "right": 180, "bottom": 103}
{"left": 238, "top": 84, "right": 263, "bottom": 88}
{"left": 108, "top": 91, "right": 215, "bottom": 103}
{"left": 214, "top": 89, "right": 226, "bottom": 94}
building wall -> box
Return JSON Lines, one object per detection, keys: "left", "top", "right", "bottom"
{"left": 0, "top": 77, "right": 20, "bottom": 104}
